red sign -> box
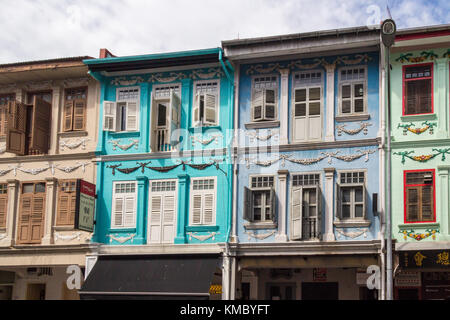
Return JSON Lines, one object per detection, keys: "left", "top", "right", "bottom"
{"left": 74, "top": 180, "right": 96, "bottom": 232}
{"left": 313, "top": 268, "right": 327, "bottom": 282}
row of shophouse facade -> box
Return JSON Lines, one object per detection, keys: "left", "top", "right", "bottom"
{"left": 0, "top": 21, "right": 449, "bottom": 300}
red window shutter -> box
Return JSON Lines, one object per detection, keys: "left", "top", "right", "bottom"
{"left": 30, "top": 97, "right": 51, "bottom": 154}
{"left": 73, "top": 99, "right": 86, "bottom": 131}
{"left": 6, "top": 101, "right": 27, "bottom": 155}
{"left": 63, "top": 100, "right": 74, "bottom": 132}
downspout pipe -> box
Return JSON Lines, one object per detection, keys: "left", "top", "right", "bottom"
{"left": 386, "top": 46, "right": 393, "bottom": 301}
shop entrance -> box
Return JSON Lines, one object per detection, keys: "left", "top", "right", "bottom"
{"left": 302, "top": 282, "right": 338, "bottom": 300}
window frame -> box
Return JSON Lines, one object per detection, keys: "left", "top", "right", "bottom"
{"left": 189, "top": 176, "right": 217, "bottom": 226}
{"left": 103, "top": 86, "right": 140, "bottom": 133}
{"left": 192, "top": 80, "right": 220, "bottom": 127}
{"left": 403, "top": 169, "right": 436, "bottom": 223}
{"left": 251, "top": 75, "right": 279, "bottom": 122}
{"left": 63, "top": 87, "right": 88, "bottom": 132}
{"left": 111, "top": 181, "right": 138, "bottom": 229}
{"left": 337, "top": 66, "right": 368, "bottom": 116}
{"left": 337, "top": 170, "right": 367, "bottom": 221}
{"left": 56, "top": 179, "right": 78, "bottom": 227}
{"left": 402, "top": 63, "right": 434, "bottom": 116}
{"left": 246, "top": 175, "right": 276, "bottom": 223}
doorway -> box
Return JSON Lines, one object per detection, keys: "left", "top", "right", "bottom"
{"left": 26, "top": 283, "right": 46, "bottom": 300}
{"left": 302, "top": 282, "right": 339, "bottom": 300}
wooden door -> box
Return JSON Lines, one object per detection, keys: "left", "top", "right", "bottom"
{"left": 26, "top": 283, "right": 46, "bottom": 300}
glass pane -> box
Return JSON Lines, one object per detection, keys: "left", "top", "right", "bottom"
{"left": 253, "top": 193, "right": 262, "bottom": 206}
{"left": 35, "top": 183, "right": 46, "bottom": 193}
{"left": 408, "top": 188, "right": 418, "bottom": 204}
{"left": 309, "top": 87, "right": 321, "bottom": 101}
{"left": 295, "top": 89, "right": 306, "bottom": 102}
{"left": 295, "top": 103, "right": 306, "bottom": 117}
{"left": 308, "top": 189, "right": 317, "bottom": 204}
{"left": 265, "top": 104, "right": 275, "bottom": 119}
{"left": 342, "top": 100, "right": 351, "bottom": 114}
{"left": 23, "top": 184, "right": 34, "bottom": 194}
{"left": 265, "top": 208, "right": 271, "bottom": 221}
{"left": 309, "top": 102, "right": 321, "bottom": 116}
{"left": 354, "top": 84, "right": 364, "bottom": 97}
{"left": 354, "top": 99, "right": 364, "bottom": 113}
{"left": 342, "top": 85, "right": 351, "bottom": 99}
{"left": 265, "top": 90, "right": 275, "bottom": 104}
{"left": 343, "top": 205, "right": 351, "bottom": 218}
{"left": 265, "top": 191, "right": 271, "bottom": 206}
{"left": 308, "top": 206, "right": 317, "bottom": 217}
{"left": 355, "top": 204, "right": 364, "bottom": 218}
{"left": 355, "top": 186, "right": 363, "bottom": 202}
{"left": 254, "top": 106, "right": 262, "bottom": 119}
{"left": 408, "top": 205, "right": 418, "bottom": 221}
{"left": 254, "top": 208, "right": 261, "bottom": 221}
{"left": 342, "top": 188, "right": 351, "bottom": 202}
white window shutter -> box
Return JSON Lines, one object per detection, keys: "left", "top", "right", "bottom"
{"left": 103, "top": 101, "right": 117, "bottom": 131}
{"left": 252, "top": 90, "right": 264, "bottom": 121}
{"left": 203, "top": 193, "right": 215, "bottom": 225}
{"left": 112, "top": 195, "right": 124, "bottom": 228}
{"left": 163, "top": 195, "right": 175, "bottom": 243}
{"left": 124, "top": 195, "right": 136, "bottom": 227}
{"left": 269, "top": 187, "right": 276, "bottom": 222}
{"left": 291, "top": 187, "right": 303, "bottom": 240}
{"left": 243, "top": 187, "right": 253, "bottom": 221}
{"left": 204, "top": 94, "right": 217, "bottom": 125}
{"left": 126, "top": 101, "right": 138, "bottom": 131}
{"left": 149, "top": 196, "right": 162, "bottom": 243}
{"left": 169, "top": 90, "right": 181, "bottom": 147}
{"left": 192, "top": 194, "right": 202, "bottom": 224}
{"left": 193, "top": 93, "right": 200, "bottom": 126}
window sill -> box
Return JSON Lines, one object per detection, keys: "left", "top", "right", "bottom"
{"left": 398, "top": 222, "right": 439, "bottom": 229}
{"left": 400, "top": 113, "right": 437, "bottom": 122}
{"left": 188, "top": 125, "right": 222, "bottom": 133}
{"left": 334, "top": 220, "right": 371, "bottom": 228}
{"left": 108, "top": 131, "right": 140, "bottom": 138}
{"left": 109, "top": 228, "right": 137, "bottom": 233}
{"left": 335, "top": 114, "right": 370, "bottom": 122}
{"left": 245, "top": 121, "right": 280, "bottom": 129}
{"left": 185, "top": 225, "right": 219, "bottom": 232}
{"left": 244, "top": 222, "right": 277, "bottom": 230}
{"left": 58, "top": 131, "right": 88, "bottom": 138}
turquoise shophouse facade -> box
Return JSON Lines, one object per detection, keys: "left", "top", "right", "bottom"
{"left": 80, "top": 49, "right": 235, "bottom": 299}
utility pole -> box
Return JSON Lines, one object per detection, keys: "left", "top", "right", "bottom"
{"left": 380, "top": 18, "right": 396, "bottom": 300}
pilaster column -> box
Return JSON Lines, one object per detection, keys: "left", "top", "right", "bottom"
{"left": 1, "top": 179, "right": 19, "bottom": 246}
{"left": 174, "top": 174, "right": 189, "bottom": 244}
{"left": 14, "top": 88, "right": 24, "bottom": 103}
{"left": 275, "top": 170, "right": 288, "bottom": 242}
{"left": 438, "top": 166, "right": 449, "bottom": 235}
{"left": 325, "top": 64, "right": 336, "bottom": 142}
{"left": 50, "top": 86, "right": 62, "bottom": 154}
{"left": 139, "top": 83, "right": 151, "bottom": 153}
{"left": 435, "top": 59, "right": 448, "bottom": 137}
{"left": 279, "top": 69, "right": 290, "bottom": 145}
{"left": 181, "top": 79, "right": 193, "bottom": 151}
{"left": 323, "top": 168, "right": 336, "bottom": 241}
{"left": 42, "top": 177, "right": 57, "bottom": 245}
{"left": 135, "top": 176, "right": 148, "bottom": 244}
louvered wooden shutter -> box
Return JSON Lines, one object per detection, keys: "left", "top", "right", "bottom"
{"left": 149, "top": 196, "right": 162, "bottom": 243}
{"left": 17, "top": 193, "right": 33, "bottom": 244}
{"left": 56, "top": 183, "right": 77, "bottom": 226}
{"left": 103, "top": 101, "right": 116, "bottom": 131}
{"left": 316, "top": 186, "right": 322, "bottom": 227}
{"left": 203, "top": 193, "right": 214, "bottom": 225}
{"left": 336, "top": 184, "right": 342, "bottom": 219}
{"left": 204, "top": 94, "right": 217, "bottom": 125}
{"left": 73, "top": 99, "right": 86, "bottom": 131}
{"left": 192, "top": 194, "right": 202, "bottom": 224}
{"left": 63, "top": 100, "right": 74, "bottom": 132}
{"left": 406, "top": 187, "right": 419, "bottom": 221}
{"left": 252, "top": 90, "right": 264, "bottom": 121}
{"left": 270, "top": 187, "right": 276, "bottom": 222}
{"left": 30, "top": 194, "right": 45, "bottom": 242}
{"left": 6, "top": 101, "right": 27, "bottom": 155}
{"left": 0, "top": 105, "right": 7, "bottom": 136}
{"left": 264, "top": 89, "right": 276, "bottom": 120}
{"left": 169, "top": 91, "right": 181, "bottom": 146}
{"left": 243, "top": 187, "right": 253, "bottom": 221}
{"left": 112, "top": 196, "right": 124, "bottom": 228}
{"left": 30, "top": 97, "right": 51, "bottom": 153}
{"left": 126, "top": 101, "right": 138, "bottom": 131}
{"left": 291, "top": 187, "right": 303, "bottom": 240}
{"left": 162, "top": 195, "right": 175, "bottom": 243}
{"left": 124, "top": 195, "right": 136, "bottom": 227}
{"left": 421, "top": 185, "right": 433, "bottom": 221}
{"left": 0, "top": 193, "right": 7, "bottom": 229}
{"left": 193, "top": 93, "right": 200, "bottom": 126}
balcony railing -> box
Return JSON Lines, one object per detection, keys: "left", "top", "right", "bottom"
{"left": 302, "top": 217, "right": 320, "bottom": 240}
{"left": 153, "top": 128, "right": 173, "bottom": 152}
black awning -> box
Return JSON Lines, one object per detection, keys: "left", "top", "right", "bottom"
{"left": 79, "top": 254, "right": 221, "bottom": 300}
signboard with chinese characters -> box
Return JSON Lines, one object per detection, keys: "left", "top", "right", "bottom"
{"left": 74, "top": 180, "right": 96, "bottom": 232}
{"left": 399, "top": 250, "right": 450, "bottom": 269}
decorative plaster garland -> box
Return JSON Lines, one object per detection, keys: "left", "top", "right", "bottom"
{"left": 400, "top": 229, "right": 439, "bottom": 241}
{"left": 187, "top": 232, "right": 220, "bottom": 242}
{"left": 397, "top": 121, "right": 437, "bottom": 135}
{"left": 246, "top": 230, "right": 276, "bottom": 241}
{"left": 337, "top": 122, "right": 372, "bottom": 136}
{"left": 108, "top": 139, "right": 140, "bottom": 151}
{"left": 0, "top": 162, "right": 90, "bottom": 177}
{"left": 59, "top": 138, "right": 90, "bottom": 151}
{"left": 107, "top": 233, "right": 136, "bottom": 244}
{"left": 335, "top": 228, "right": 369, "bottom": 239}
{"left": 111, "top": 76, "right": 145, "bottom": 86}
{"left": 394, "top": 148, "right": 450, "bottom": 164}
{"left": 395, "top": 50, "right": 438, "bottom": 63}
{"left": 190, "top": 134, "right": 222, "bottom": 146}
{"left": 190, "top": 68, "right": 224, "bottom": 80}
{"left": 246, "top": 130, "right": 279, "bottom": 142}
{"left": 54, "top": 232, "right": 82, "bottom": 241}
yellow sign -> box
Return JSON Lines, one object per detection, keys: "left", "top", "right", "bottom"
{"left": 209, "top": 285, "right": 222, "bottom": 294}
{"left": 414, "top": 252, "right": 427, "bottom": 266}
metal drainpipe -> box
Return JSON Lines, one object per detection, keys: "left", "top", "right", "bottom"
{"left": 386, "top": 46, "right": 393, "bottom": 301}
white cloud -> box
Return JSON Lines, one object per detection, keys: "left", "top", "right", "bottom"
{"left": 0, "top": 0, "right": 446, "bottom": 64}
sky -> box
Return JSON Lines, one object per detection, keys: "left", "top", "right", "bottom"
{"left": 0, "top": 0, "right": 448, "bottom": 64}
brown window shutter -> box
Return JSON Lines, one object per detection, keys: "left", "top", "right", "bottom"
{"left": 0, "top": 105, "right": 7, "bottom": 136}
{"left": 57, "top": 194, "right": 69, "bottom": 225}
{"left": 57, "top": 180, "right": 77, "bottom": 226}
{"left": 6, "top": 101, "right": 27, "bottom": 155}
{"left": 63, "top": 100, "right": 74, "bottom": 132}
{"left": 30, "top": 97, "right": 51, "bottom": 154}
{"left": 73, "top": 99, "right": 86, "bottom": 131}
{"left": 0, "top": 194, "right": 7, "bottom": 229}
{"left": 17, "top": 193, "right": 33, "bottom": 244}
{"left": 30, "top": 194, "right": 45, "bottom": 243}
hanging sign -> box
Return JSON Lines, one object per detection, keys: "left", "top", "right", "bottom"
{"left": 74, "top": 180, "right": 96, "bottom": 232}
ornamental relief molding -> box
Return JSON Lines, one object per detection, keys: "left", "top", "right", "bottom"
{"left": 63, "top": 77, "right": 90, "bottom": 88}
{"left": 246, "top": 129, "right": 280, "bottom": 142}
{"left": 246, "top": 54, "right": 373, "bottom": 75}
{"left": 59, "top": 137, "right": 90, "bottom": 151}
{"left": 108, "top": 139, "right": 139, "bottom": 151}
{"left": 107, "top": 233, "right": 136, "bottom": 244}
{"left": 187, "top": 232, "right": 220, "bottom": 242}
{"left": 337, "top": 122, "right": 372, "bottom": 136}
{"left": 246, "top": 230, "right": 276, "bottom": 241}
{"left": 335, "top": 228, "right": 369, "bottom": 240}
{"left": 0, "top": 162, "right": 91, "bottom": 177}
{"left": 0, "top": 83, "right": 17, "bottom": 94}
{"left": 54, "top": 232, "right": 82, "bottom": 241}
{"left": 24, "top": 80, "right": 53, "bottom": 91}
{"left": 190, "top": 134, "right": 222, "bottom": 146}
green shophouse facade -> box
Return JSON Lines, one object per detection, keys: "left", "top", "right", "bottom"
{"left": 389, "top": 25, "right": 450, "bottom": 300}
